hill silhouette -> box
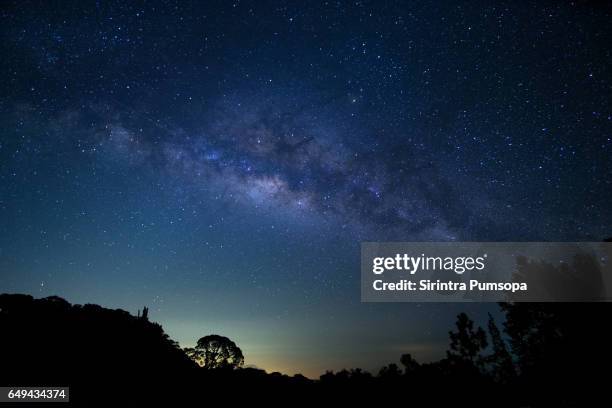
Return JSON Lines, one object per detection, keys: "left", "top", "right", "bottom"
{"left": 1, "top": 293, "right": 611, "bottom": 405}
{"left": 0, "top": 294, "right": 200, "bottom": 402}
{"left": 0, "top": 294, "right": 316, "bottom": 404}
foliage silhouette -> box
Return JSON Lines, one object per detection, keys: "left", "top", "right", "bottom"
{"left": 499, "top": 301, "right": 612, "bottom": 406}
{"left": 447, "top": 312, "right": 488, "bottom": 373}
{"left": 399, "top": 353, "right": 420, "bottom": 373}
{"left": 184, "top": 334, "right": 244, "bottom": 369}
{"left": 1, "top": 291, "right": 611, "bottom": 405}
{"left": 0, "top": 294, "right": 197, "bottom": 403}
{"left": 486, "top": 313, "right": 516, "bottom": 383}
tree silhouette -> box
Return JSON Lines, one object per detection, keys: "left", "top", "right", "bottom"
{"left": 400, "top": 353, "right": 420, "bottom": 374}
{"left": 377, "top": 363, "right": 402, "bottom": 380}
{"left": 447, "top": 312, "right": 487, "bottom": 370}
{"left": 186, "top": 334, "right": 244, "bottom": 369}
{"left": 486, "top": 313, "right": 515, "bottom": 383}
{"left": 509, "top": 250, "right": 606, "bottom": 301}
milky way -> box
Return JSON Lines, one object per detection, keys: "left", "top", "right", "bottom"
{"left": 60, "top": 90, "right": 482, "bottom": 241}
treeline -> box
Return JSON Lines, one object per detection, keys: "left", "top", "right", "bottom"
{"left": 318, "top": 303, "right": 612, "bottom": 405}
{"left": 0, "top": 294, "right": 610, "bottom": 405}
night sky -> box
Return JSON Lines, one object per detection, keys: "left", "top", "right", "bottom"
{"left": 1, "top": 1, "right": 611, "bottom": 377}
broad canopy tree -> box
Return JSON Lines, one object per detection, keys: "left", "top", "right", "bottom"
{"left": 184, "top": 334, "right": 244, "bottom": 370}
